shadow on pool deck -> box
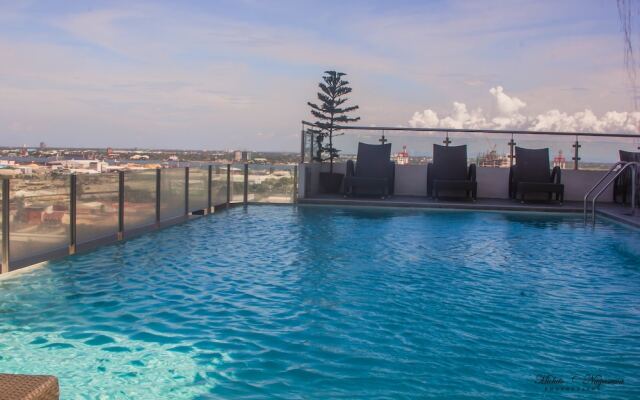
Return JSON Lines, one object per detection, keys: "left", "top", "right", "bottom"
{"left": 299, "top": 194, "right": 640, "bottom": 228}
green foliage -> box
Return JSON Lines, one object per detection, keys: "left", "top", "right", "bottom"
{"left": 307, "top": 71, "right": 360, "bottom": 173}
{"left": 249, "top": 177, "right": 294, "bottom": 194}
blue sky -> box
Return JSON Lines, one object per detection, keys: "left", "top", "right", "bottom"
{"left": 0, "top": 0, "right": 635, "bottom": 151}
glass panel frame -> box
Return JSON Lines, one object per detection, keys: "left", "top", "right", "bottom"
{"left": 188, "top": 166, "right": 208, "bottom": 212}
{"left": 9, "top": 175, "right": 70, "bottom": 262}
{"left": 248, "top": 165, "right": 294, "bottom": 203}
{"left": 123, "top": 170, "right": 156, "bottom": 231}
{"left": 160, "top": 168, "right": 186, "bottom": 221}
{"left": 230, "top": 164, "right": 244, "bottom": 203}
{"left": 76, "top": 173, "right": 119, "bottom": 244}
{"left": 211, "top": 164, "right": 228, "bottom": 207}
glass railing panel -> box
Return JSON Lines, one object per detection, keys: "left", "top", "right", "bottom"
{"left": 577, "top": 135, "right": 638, "bottom": 170}
{"left": 124, "top": 170, "right": 156, "bottom": 230}
{"left": 332, "top": 128, "right": 443, "bottom": 166}
{"left": 0, "top": 181, "right": 3, "bottom": 263}
{"left": 511, "top": 134, "right": 574, "bottom": 170}
{"left": 211, "top": 165, "right": 227, "bottom": 207}
{"left": 77, "top": 173, "right": 119, "bottom": 243}
{"left": 230, "top": 164, "right": 244, "bottom": 203}
{"left": 9, "top": 175, "right": 70, "bottom": 263}
{"left": 160, "top": 168, "right": 185, "bottom": 221}
{"left": 188, "top": 166, "right": 208, "bottom": 212}
{"left": 248, "top": 165, "right": 294, "bottom": 203}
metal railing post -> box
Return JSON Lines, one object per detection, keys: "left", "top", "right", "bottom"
{"left": 443, "top": 132, "right": 451, "bottom": 146}
{"left": 243, "top": 163, "right": 249, "bottom": 205}
{"left": 572, "top": 136, "right": 581, "bottom": 170}
{"left": 117, "top": 171, "right": 125, "bottom": 241}
{"left": 184, "top": 167, "right": 190, "bottom": 216}
{"left": 379, "top": 130, "right": 387, "bottom": 144}
{"left": 207, "top": 165, "right": 212, "bottom": 214}
{"left": 310, "top": 131, "right": 314, "bottom": 162}
{"left": 69, "top": 174, "right": 77, "bottom": 255}
{"left": 155, "top": 168, "right": 161, "bottom": 224}
{"left": 226, "top": 164, "right": 231, "bottom": 208}
{"left": 293, "top": 165, "right": 298, "bottom": 203}
{"left": 508, "top": 135, "right": 516, "bottom": 167}
{"left": 2, "top": 178, "right": 10, "bottom": 274}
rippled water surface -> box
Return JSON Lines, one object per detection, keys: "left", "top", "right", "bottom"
{"left": 1, "top": 206, "right": 640, "bottom": 399}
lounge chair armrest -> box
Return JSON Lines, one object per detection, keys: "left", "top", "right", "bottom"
{"left": 551, "top": 166, "right": 561, "bottom": 184}
{"left": 427, "top": 162, "right": 434, "bottom": 197}
{"left": 508, "top": 165, "right": 515, "bottom": 198}
{"left": 468, "top": 163, "right": 476, "bottom": 182}
{"left": 388, "top": 161, "right": 395, "bottom": 195}
{"left": 346, "top": 159, "right": 355, "bottom": 178}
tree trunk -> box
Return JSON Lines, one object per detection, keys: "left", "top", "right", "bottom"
{"left": 329, "top": 126, "right": 334, "bottom": 174}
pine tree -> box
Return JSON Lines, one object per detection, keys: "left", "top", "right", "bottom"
{"left": 307, "top": 71, "right": 360, "bottom": 174}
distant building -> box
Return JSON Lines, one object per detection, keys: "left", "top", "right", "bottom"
{"left": 477, "top": 147, "right": 509, "bottom": 168}
{"left": 49, "top": 159, "right": 108, "bottom": 173}
{"left": 234, "top": 150, "right": 252, "bottom": 162}
{"left": 553, "top": 150, "right": 566, "bottom": 169}
{"left": 394, "top": 145, "right": 410, "bottom": 165}
{"left": 39, "top": 142, "right": 46, "bottom": 149}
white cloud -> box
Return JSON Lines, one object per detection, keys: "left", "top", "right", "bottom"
{"left": 409, "top": 86, "right": 640, "bottom": 134}
{"left": 489, "top": 86, "right": 526, "bottom": 115}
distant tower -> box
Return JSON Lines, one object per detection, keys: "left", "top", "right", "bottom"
{"left": 39, "top": 141, "right": 46, "bottom": 149}
{"left": 107, "top": 147, "right": 113, "bottom": 156}
{"left": 20, "top": 145, "right": 27, "bottom": 157}
{"left": 553, "top": 150, "right": 566, "bottom": 169}
{"left": 394, "top": 145, "right": 410, "bottom": 165}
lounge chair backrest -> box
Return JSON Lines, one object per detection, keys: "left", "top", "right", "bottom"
{"left": 433, "top": 144, "right": 468, "bottom": 180}
{"left": 515, "top": 147, "right": 550, "bottom": 182}
{"left": 619, "top": 150, "right": 640, "bottom": 162}
{"left": 355, "top": 142, "right": 392, "bottom": 178}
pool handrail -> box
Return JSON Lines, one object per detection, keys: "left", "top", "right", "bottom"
{"left": 584, "top": 161, "right": 638, "bottom": 225}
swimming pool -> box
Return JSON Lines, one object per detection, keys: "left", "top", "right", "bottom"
{"left": 0, "top": 205, "right": 639, "bottom": 398}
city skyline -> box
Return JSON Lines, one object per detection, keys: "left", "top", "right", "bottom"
{"left": 0, "top": 0, "right": 636, "bottom": 152}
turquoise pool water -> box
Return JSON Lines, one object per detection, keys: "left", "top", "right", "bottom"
{"left": 1, "top": 206, "right": 639, "bottom": 399}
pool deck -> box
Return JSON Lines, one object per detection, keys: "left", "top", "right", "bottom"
{"left": 299, "top": 195, "right": 640, "bottom": 228}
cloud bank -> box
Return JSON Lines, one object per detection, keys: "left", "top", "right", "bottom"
{"left": 409, "top": 86, "right": 640, "bottom": 133}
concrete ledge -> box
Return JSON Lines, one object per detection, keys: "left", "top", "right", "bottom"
{"left": 300, "top": 163, "right": 614, "bottom": 202}
{"left": 299, "top": 195, "right": 582, "bottom": 213}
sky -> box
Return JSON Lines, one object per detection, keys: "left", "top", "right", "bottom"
{"left": 0, "top": 0, "right": 637, "bottom": 151}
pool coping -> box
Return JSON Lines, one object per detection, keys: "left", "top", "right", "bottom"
{"left": 298, "top": 196, "right": 640, "bottom": 229}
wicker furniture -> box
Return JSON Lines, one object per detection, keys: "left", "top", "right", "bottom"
{"left": 427, "top": 144, "right": 477, "bottom": 200}
{"left": 0, "top": 374, "right": 59, "bottom": 400}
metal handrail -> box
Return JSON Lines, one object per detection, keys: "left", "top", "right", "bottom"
{"left": 584, "top": 161, "right": 638, "bottom": 225}
{"left": 300, "top": 120, "right": 640, "bottom": 169}
{"left": 583, "top": 162, "right": 624, "bottom": 223}
{"left": 301, "top": 120, "right": 640, "bottom": 139}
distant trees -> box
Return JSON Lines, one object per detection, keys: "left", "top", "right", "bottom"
{"left": 307, "top": 71, "right": 360, "bottom": 174}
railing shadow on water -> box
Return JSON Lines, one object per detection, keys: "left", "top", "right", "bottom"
{"left": 0, "top": 163, "right": 298, "bottom": 274}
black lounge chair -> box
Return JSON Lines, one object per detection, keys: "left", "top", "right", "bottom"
{"left": 427, "top": 144, "right": 477, "bottom": 200}
{"left": 613, "top": 150, "right": 640, "bottom": 204}
{"left": 344, "top": 142, "right": 395, "bottom": 198}
{"left": 509, "top": 147, "right": 563, "bottom": 203}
